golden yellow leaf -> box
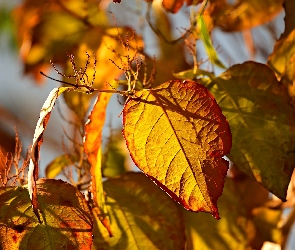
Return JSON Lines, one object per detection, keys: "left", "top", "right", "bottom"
{"left": 123, "top": 80, "right": 231, "bottom": 218}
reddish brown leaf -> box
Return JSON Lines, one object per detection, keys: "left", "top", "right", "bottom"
{"left": 162, "top": 0, "right": 203, "bottom": 13}
{"left": 209, "top": 0, "right": 283, "bottom": 31}
{"left": 123, "top": 80, "right": 231, "bottom": 218}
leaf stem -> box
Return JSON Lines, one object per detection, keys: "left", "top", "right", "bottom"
{"left": 40, "top": 71, "right": 134, "bottom": 96}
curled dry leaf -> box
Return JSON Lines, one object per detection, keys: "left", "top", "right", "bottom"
{"left": 28, "top": 87, "right": 73, "bottom": 219}
{"left": 123, "top": 80, "right": 232, "bottom": 218}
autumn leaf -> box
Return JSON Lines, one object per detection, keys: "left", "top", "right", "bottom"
{"left": 123, "top": 80, "right": 231, "bottom": 218}
{"left": 0, "top": 179, "right": 93, "bottom": 250}
{"left": 183, "top": 176, "right": 281, "bottom": 250}
{"left": 209, "top": 0, "right": 283, "bottom": 31}
{"left": 28, "top": 87, "right": 73, "bottom": 219}
{"left": 199, "top": 61, "right": 295, "bottom": 200}
{"left": 84, "top": 90, "right": 113, "bottom": 235}
{"left": 45, "top": 154, "right": 89, "bottom": 179}
{"left": 93, "top": 172, "right": 185, "bottom": 249}
{"left": 268, "top": 30, "right": 295, "bottom": 97}
{"left": 162, "top": 0, "right": 203, "bottom": 13}
{"left": 102, "top": 133, "right": 127, "bottom": 178}
{"left": 12, "top": 0, "right": 109, "bottom": 81}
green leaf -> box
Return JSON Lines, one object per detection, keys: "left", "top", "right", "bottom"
{"left": 0, "top": 179, "right": 93, "bottom": 250}
{"left": 173, "top": 68, "right": 215, "bottom": 81}
{"left": 92, "top": 172, "right": 185, "bottom": 250}
{"left": 45, "top": 154, "right": 78, "bottom": 179}
{"left": 201, "top": 61, "right": 295, "bottom": 200}
{"left": 197, "top": 14, "right": 225, "bottom": 69}
{"left": 102, "top": 135, "right": 127, "bottom": 178}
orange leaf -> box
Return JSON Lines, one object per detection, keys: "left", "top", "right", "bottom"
{"left": 84, "top": 89, "right": 112, "bottom": 235}
{"left": 123, "top": 80, "right": 231, "bottom": 218}
{"left": 162, "top": 0, "right": 203, "bottom": 13}
{"left": 209, "top": 0, "right": 283, "bottom": 31}
{"left": 84, "top": 92, "right": 111, "bottom": 169}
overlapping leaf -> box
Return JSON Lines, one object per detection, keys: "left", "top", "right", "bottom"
{"left": 268, "top": 30, "right": 295, "bottom": 97}
{"left": 198, "top": 61, "right": 295, "bottom": 200}
{"left": 123, "top": 80, "right": 231, "bottom": 218}
{"left": 0, "top": 179, "right": 92, "bottom": 249}
{"left": 184, "top": 176, "right": 282, "bottom": 250}
{"left": 93, "top": 172, "right": 185, "bottom": 249}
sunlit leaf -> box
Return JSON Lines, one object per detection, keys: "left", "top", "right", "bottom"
{"left": 184, "top": 176, "right": 281, "bottom": 250}
{"left": 123, "top": 80, "right": 231, "bottom": 218}
{"left": 45, "top": 154, "right": 79, "bottom": 179}
{"left": 268, "top": 29, "right": 295, "bottom": 97}
{"left": 201, "top": 61, "right": 295, "bottom": 200}
{"left": 0, "top": 179, "right": 92, "bottom": 249}
{"left": 93, "top": 172, "right": 185, "bottom": 249}
{"left": 209, "top": 0, "right": 283, "bottom": 31}
{"left": 84, "top": 90, "right": 113, "bottom": 235}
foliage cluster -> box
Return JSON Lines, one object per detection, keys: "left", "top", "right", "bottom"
{"left": 1, "top": 0, "right": 295, "bottom": 249}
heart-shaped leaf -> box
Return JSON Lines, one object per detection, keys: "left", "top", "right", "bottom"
{"left": 123, "top": 80, "right": 231, "bottom": 218}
